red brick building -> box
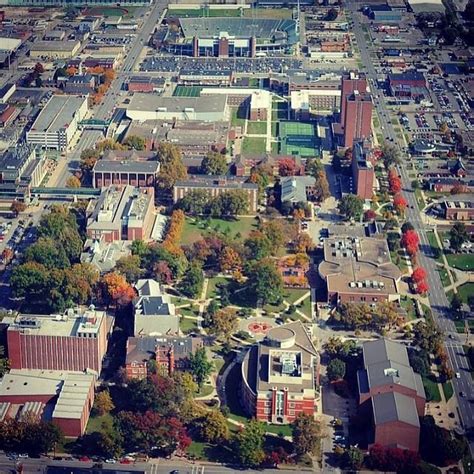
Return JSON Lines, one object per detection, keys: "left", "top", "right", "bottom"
{"left": 6, "top": 308, "right": 111, "bottom": 374}
{"left": 357, "top": 339, "right": 425, "bottom": 452}
{"left": 442, "top": 199, "right": 474, "bottom": 220}
{"left": 241, "top": 322, "right": 320, "bottom": 424}
{"left": 0, "top": 370, "right": 95, "bottom": 438}
{"left": 86, "top": 185, "right": 155, "bottom": 242}
{"left": 352, "top": 141, "right": 375, "bottom": 200}
{"left": 125, "top": 336, "right": 203, "bottom": 380}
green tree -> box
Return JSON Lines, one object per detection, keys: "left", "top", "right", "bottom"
{"left": 131, "top": 239, "right": 149, "bottom": 257}
{"left": 381, "top": 143, "right": 401, "bottom": 169}
{"left": 292, "top": 413, "right": 321, "bottom": 457}
{"left": 451, "top": 293, "right": 463, "bottom": 318}
{"left": 244, "top": 231, "right": 272, "bottom": 260}
{"left": 10, "top": 261, "right": 50, "bottom": 300}
{"left": 23, "top": 421, "right": 63, "bottom": 455}
{"left": 188, "top": 347, "right": 212, "bottom": 388}
{"left": 24, "top": 237, "right": 70, "bottom": 269}
{"left": 208, "top": 307, "right": 238, "bottom": 342}
{"left": 247, "top": 259, "right": 283, "bottom": 305}
{"left": 327, "top": 358, "right": 346, "bottom": 381}
{"left": 179, "top": 262, "right": 204, "bottom": 298}
{"left": 343, "top": 446, "right": 364, "bottom": 470}
{"left": 323, "top": 337, "right": 356, "bottom": 360}
{"left": 212, "top": 190, "right": 249, "bottom": 216}
{"left": 94, "top": 390, "right": 115, "bottom": 416}
{"left": 66, "top": 176, "right": 81, "bottom": 188}
{"left": 177, "top": 189, "right": 211, "bottom": 215}
{"left": 259, "top": 220, "right": 285, "bottom": 253}
{"left": 411, "top": 179, "right": 420, "bottom": 190}
{"left": 449, "top": 222, "right": 468, "bottom": 252}
{"left": 157, "top": 142, "right": 187, "bottom": 191}
{"left": 306, "top": 158, "right": 323, "bottom": 177}
{"left": 338, "top": 194, "right": 364, "bottom": 220}
{"left": 124, "top": 135, "right": 146, "bottom": 151}
{"left": 80, "top": 148, "right": 100, "bottom": 174}
{"left": 199, "top": 410, "right": 229, "bottom": 443}
{"left": 233, "top": 419, "right": 265, "bottom": 468}
{"left": 115, "top": 254, "right": 144, "bottom": 283}
{"left": 201, "top": 152, "right": 228, "bottom": 175}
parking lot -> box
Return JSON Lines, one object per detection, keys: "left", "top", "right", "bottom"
{"left": 141, "top": 55, "right": 303, "bottom": 73}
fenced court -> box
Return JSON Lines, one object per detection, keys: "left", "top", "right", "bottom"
{"left": 279, "top": 121, "right": 320, "bottom": 158}
{"left": 173, "top": 86, "right": 203, "bottom": 97}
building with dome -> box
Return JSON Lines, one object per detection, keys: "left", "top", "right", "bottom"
{"left": 240, "top": 321, "right": 320, "bottom": 424}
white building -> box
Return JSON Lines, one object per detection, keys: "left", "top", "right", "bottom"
{"left": 26, "top": 95, "right": 88, "bottom": 151}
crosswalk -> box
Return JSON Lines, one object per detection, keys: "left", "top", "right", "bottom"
{"left": 148, "top": 463, "right": 205, "bottom": 474}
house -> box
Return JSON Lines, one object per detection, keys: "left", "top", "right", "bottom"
{"left": 280, "top": 176, "right": 317, "bottom": 203}
{"left": 357, "top": 339, "right": 426, "bottom": 452}
{"left": 125, "top": 336, "right": 203, "bottom": 379}
{"left": 241, "top": 322, "right": 320, "bottom": 424}
{"left": 277, "top": 254, "right": 310, "bottom": 288}
{"left": 133, "top": 279, "right": 178, "bottom": 337}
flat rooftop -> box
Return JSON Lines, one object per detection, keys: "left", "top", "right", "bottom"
{"left": 30, "top": 95, "right": 87, "bottom": 134}
{"left": 128, "top": 94, "right": 227, "bottom": 114}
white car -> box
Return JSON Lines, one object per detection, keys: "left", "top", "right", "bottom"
{"left": 105, "top": 459, "right": 117, "bottom": 464}
{"left": 455, "top": 372, "right": 461, "bottom": 379}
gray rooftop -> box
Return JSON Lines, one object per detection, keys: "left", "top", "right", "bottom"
{"left": 128, "top": 94, "right": 227, "bottom": 114}
{"left": 30, "top": 95, "right": 87, "bottom": 134}
{"left": 93, "top": 159, "right": 160, "bottom": 174}
{"left": 280, "top": 176, "right": 316, "bottom": 203}
{"left": 372, "top": 391, "right": 420, "bottom": 428}
{"left": 363, "top": 338, "right": 409, "bottom": 367}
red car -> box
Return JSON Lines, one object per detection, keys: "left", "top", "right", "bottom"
{"left": 79, "top": 456, "right": 91, "bottom": 462}
{"left": 120, "top": 458, "right": 132, "bottom": 464}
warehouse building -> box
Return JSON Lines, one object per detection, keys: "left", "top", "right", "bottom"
{"left": 126, "top": 94, "right": 228, "bottom": 122}
{"left": 26, "top": 95, "right": 88, "bottom": 151}
{"left": 30, "top": 40, "right": 81, "bottom": 59}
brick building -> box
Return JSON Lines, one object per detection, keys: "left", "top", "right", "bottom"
{"left": 357, "top": 339, "right": 426, "bottom": 452}
{"left": 250, "top": 90, "right": 271, "bottom": 121}
{"left": 318, "top": 236, "right": 401, "bottom": 305}
{"left": 0, "top": 370, "right": 95, "bottom": 438}
{"left": 173, "top": 176, "right": 259, "bottom": 213}
{"left": 352, "top": 140, "right": 375, "bottom": 200}
{"left": 442, "top": 199, "right": 474, "bottom": 220}
{"left": 92, "top": 150, "right": 160, "bottom": 189}
{"left": 6, "top": 307, "right": 111, "bottom": 374}
{"left": 125, "top": 336, "right": 203, "bottom": 380}
{"left": 86, "top": 185, "right": 155, "bottom": 242}
{"left": 241, "top": 322, "right": 320, "bottom": 424}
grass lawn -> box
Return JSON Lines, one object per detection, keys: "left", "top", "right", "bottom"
{"left": 283, "top": 288, "right": 309, "bottom": 305}
{"left": 86, "top": 413, "right": 113, "bottom": 434}
{"left": 442, "top": 381, "right": 454, "bottom": 401}
{"left": 243, "top": 7, "right": 292, "bottom": 18}
{"left": 263, "top": 300, "right": 287, "bottom": 315}
{"left": 298, "top": 295, "right": 312, "bottom": 319}
{"left": 179, "top": 305, "right": 200, "bottom": 317}
{"left": 271, "top": 141, "right": 279, "bottom": 154}
{"left": 446, "top": 254, "right": 474, "bottom": 272}
{"left": 206, "top": 276, "right": 230, "bottom": 299}
{"left": 437, "top": 266, "right": 451, "bottom": 287}
{"left": 454, "top": 319, "right": 474, "bottom": 334}
{"left": 426, "top": 231, "right": 443, "bottom": 263}
{"left": 195, "top": 384, "right": 214, "bottom": 398}
{"left": 181, "top": 216, "right": 258, "bottom": 246}
{"left": 390, "top": 250, "right": 409, "bottom": 273}
{"left": 264, "top": 424, "right": 293, "bottom": 437}
{"left": 422, "top": 375, "right": 441, "bottom": 403}
{"left": 454, "top": 283, "right": 474, "bottom": 304}
{"left": 271, "top": 121, "right": 278, "bottom": 137}
{"left": 187, "top": 440, "right": 234, "bottom": 463}
{"left": 225, "top": 363, "right": 249, "bottom": 424}
{"left": 400, "top": 296, "right": 418, "bottom": 321}
{"left": 247, "top": 121, "right": 267, "bottom": 135}
{"left": 180, "top": 316, "right": 198, "bottom": 334}
{"left": 241, "top": 137, "right": 267, "bottom": 155}
{"left": 168, "top": 8, "right": 242, "bottom": 17}
{"left": 230, "top": 106, "right": 247, "bottom": 127}
{"left": 414, "top": 188, "right": 425, "bottom": 209}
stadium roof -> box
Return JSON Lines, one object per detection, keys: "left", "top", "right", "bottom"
{"left": 407, "top": 0, "right": 445, "bottom": 13}
{"left": 179, "top": 17, "right": 297, "bottom": 42}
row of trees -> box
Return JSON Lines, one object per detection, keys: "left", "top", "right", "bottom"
{"left": 177, "top": 189, "right": 249, "bottom": 217}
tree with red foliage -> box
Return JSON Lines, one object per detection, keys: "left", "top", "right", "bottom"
{"left": 367, "top": 444, "right": 420, "bottom": 473}
{"left": 388, "top": 170, "right": 402, "bottom": 194}
{"left": 412, "top": 267, "right": 427, "bottom": 284}
{"left": 363, "top": 209, "right": 377, "bottom": 222}
{"left": 278, "top": 158, "right": 297, "bottom": 177}
{"left": 401, "top": 229, "right": 420, "bottom": 256}
{"left": 393, "top": 193, "right": 407, "bottom": 215}
{"left": 154, "top": 261, "right": 173, "bottom": 284}
{"left": 416, "top": 280, "right": 429, "bottom": 295}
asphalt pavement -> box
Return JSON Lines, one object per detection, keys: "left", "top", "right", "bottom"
{"left": 348, "top": 3, "right": 474, "bottom": 449}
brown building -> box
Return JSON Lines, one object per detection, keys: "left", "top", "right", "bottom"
{"left": 0, "top": 370, "right": 95, "bottom": 438}
{"left": 442, "top": 199, "right": 474, "bottom": 221}
{"left": 241, "top": 322, "right": 320, "bottom": 424}
{"left": 92, "top": 150, "right": 160, "bottom": 189}
{"left": 5, "top": 307, "right": 111, "bottom": 374}
{"left": 352, "top": 141, "right": 375, "bottom": 200}
{"left": 357, "top": 339, "right": 425, "bottom": 452}
{"left": 173, "top": 176, "right": 259, "bottom": 213}
{"left": 125, "top": 336, "right": 203, "bottom": 380}
{"left": 318, "top": 236, "right": 401, "bottom": 305}
{"left": 86, "top": 185, "right": 155, "bottom": 242}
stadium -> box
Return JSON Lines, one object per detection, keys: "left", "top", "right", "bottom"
{"left": 160, "top": 17, "right": 298, "bottom": 57}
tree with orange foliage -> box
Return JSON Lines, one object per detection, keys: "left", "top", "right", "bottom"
{"left": 98, "top": 272, "right": 136, "bottom": 307}
{"left": 103, "top": 69, "right": 115, "bottom": 84}
{"left": 393, "top": 193, "right": 407, "bottom": 216}
{"left": 219, "top": 246, "right": 242, "bottom": 273}
{"left": 294, "top": 233, "right": 314, "bottom": 253}
{"left": 401, "top": 229, "right": 420, "bottom": 257}
{"left": 162, "top": 210, "right": 185, "bottom": 256}
{"left": 66, "top": 66, "right": 78, "bottom": 76}
{"left": 292, "top": 208, "right": 305, "bottom": 222}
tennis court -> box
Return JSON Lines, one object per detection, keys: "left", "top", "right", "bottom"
{"left": 173, "top": 86, "right": 203, "bottom": 97}
{"left": 279, "top": 122, "right": 320, "bottom": 158}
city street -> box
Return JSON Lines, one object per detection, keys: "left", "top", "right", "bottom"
{"left": 349, "top": 2, "right": 474, "bottom": 448}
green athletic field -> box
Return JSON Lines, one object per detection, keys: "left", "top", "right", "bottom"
{"left": 173, "top": 86, "right": 203, "bottom": 97}
{"left": 279, "top": 122, "right": 320, "bottom": 158}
